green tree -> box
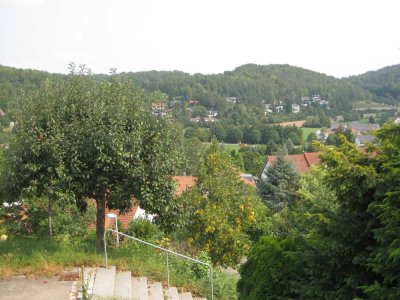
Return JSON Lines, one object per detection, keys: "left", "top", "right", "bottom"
{"left": 180, "top": 139, "right": 268, "bottom": 267}
{"left": 241, "top": 151, "right": 265, "bottom": 176}
{"left": 241, "top": 125, "right": 400, "bottom": 299}
{"left": 2, "top": 66, "right": 180, "bottom": 249}
{"left": 258, "top": 156, "right": 299, "bottom": 212}
{"left": 1, "top": 79, "right": 68, "bottom": 239}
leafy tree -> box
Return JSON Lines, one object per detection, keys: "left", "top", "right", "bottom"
{"left": 180, "top": 139, "right": 268, "bottom": 267}
{"left": 326, "top": 127, "right": 355, "bottom": 146}
{"left": 272, "top": 167, "right": 338, "bottom": 237}
{"left": 194, "top": 128, "right": 210, "bottom": 142}
{"left": 211, "top": 122, "right": 227, "bottom": 141}
{"left": 307, "top": 132, "right": 318, "bottom": 142}
{"left": 237, "top": 235, "right": 306, "bottom": 300}
{"left": 240, "top": 150, "right": 265, "bottom": 176}
{"left": 192, "top": 105, "right": 208, "bottom": 118}
{"left": 226, "top": 126, "right": 243, "bottom": 143}
{"left": 181, "top": 137, "right": 205, "bottom": 175}
{"left": 1, "top": 79, "right": 68, "bottom": 239}
{"left": 2, "top": 66, "right": 180, "bottom": 249}
{"left": 241, "top": 124, "right": 400, "bottom": 299}
{"left": 258, "top": 156, "right": 299, "bottom": 212}
{"left": 243, "top": 127, "right": 261, "bottom": 144}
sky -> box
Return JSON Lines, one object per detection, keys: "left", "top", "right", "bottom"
{"left": 0, "top": 0, "right": 399, "bottom": 78}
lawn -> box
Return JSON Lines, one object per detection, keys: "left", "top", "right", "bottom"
{"left": 301, "top": 127, "right": 319, "bottom": 140}
{"left": 351, "top": 101, "right": 398, "bottom": 111}
{"left": 222, "top": 143, "right": 240, "bottom": 152}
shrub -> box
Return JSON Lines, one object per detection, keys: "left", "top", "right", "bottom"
{"left": 125, "top": 217, "right": 160, "bottom": 240}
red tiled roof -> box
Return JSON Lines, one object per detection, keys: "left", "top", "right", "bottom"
{"left": 173, "top": 176, "right": 196, "bottom": 195}
{"left": 105, "top": 204, "right": 139, "bottom": 230}
{"left": 268, "top": 152, "right": 321, "bottom": 173}
{"left": 239, "top": 173, "right": 256, "bottom": 188}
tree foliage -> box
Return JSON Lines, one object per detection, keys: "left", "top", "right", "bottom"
{"left": 258, "top": 156, "right": 299, "bottom": 212}
{"left": 1, "top": 66, "right": 180, "bottom": 248}
{"left": 239, "top": 124, "right": 400, "bottom": 299}
{"left": 180, "top": 139, "right": 269, "bottom": 267}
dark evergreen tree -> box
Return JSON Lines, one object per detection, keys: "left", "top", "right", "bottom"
{"left": 257, "top": 156, "right": 299, "bottom": 212}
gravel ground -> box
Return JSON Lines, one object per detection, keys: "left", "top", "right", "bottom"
{"left": 0, "top": 275, "right": 72, "bottom": 300}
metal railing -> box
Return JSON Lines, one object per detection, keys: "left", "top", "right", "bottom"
{"left": 103, "top": 229, "right": 214, "bottom": 300}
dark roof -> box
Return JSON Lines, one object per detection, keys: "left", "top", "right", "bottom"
{"left": 349, "top": 122, "right": 380, "bottom": 132}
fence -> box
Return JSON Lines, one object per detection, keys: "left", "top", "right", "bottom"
{"left": 103, "top": 229, "right": 214, "bottom": 300}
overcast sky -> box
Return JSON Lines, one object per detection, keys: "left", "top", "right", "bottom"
{"left": 0, "top": 0, "right": 399, "bottom": 78}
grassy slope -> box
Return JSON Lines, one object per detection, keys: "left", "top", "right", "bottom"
{"left": 0, "top": 235, "right": 237, "bottom": 299}
{"left": 301, "top": 127, "right": 319, "bottom": 140}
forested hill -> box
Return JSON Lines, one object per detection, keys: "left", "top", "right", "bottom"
{"left": 3, "top": 63, "right": 400, "bottom": 114}
{"left": 0, "top": 65, "right": 65, "bottom": 110}
{"left": 348, "top": 64, "right": 400, "bottom": 105}
{"left": 121, "top": 64, "right": 372, "bottom": 112}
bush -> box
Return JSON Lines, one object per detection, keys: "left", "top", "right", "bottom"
{"left": 125, "top": 217, "right": 160, "bottom": 240}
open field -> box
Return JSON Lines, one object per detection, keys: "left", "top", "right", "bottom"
{"left": 275, "top": 120, "right": 306, "bottom": 127}
{"left": 222, "top": 143, "right": 240, "bottom": 152}
{"left": 301, "top": 127, "right": 319, "bottom": 139}
{"left": 352, "top": 101, "right": 399, "bottom": 111}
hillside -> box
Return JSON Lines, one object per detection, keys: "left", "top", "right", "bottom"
{"left": 348, "top": 64, "right": 400, "bottom": 105}
{"left": 0, "top": 65, "right": 65, "bottom": 111}
{"left": 123, "top": 64, "right": 372, "bottom": 112}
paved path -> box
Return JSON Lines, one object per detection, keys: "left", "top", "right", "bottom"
{"left": 0, "top": 276, "right": 71, "bottom": 300}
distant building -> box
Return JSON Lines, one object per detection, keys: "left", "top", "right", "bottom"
{"left": 0, "top": 108, "right": 4, "bottom": 116}
{"left": 292, "top": 104, "right": 300, "bottom": 113}
{"left": 330, "top": 123, "right": 348, "bottom": 132}
{"left": 208, "top": 110, "right": 218, "bottom": 118}
{"left": 190, "top": 117, "right": 201, "bottom": 123}
{"left": 261, "top": 152, "right": 321, "bottom": 179}
{"left": 312, "top": 95, "right": 321, "bottom": 102}
{"left": 151, "top": 102, "right": 166, "bottom": 116}
{"left": 226, "top": 97, "right": 237, "bottom": 104}
{"left": 301, "top": 96, "right": 310, "bottom": 102}
{"left": 239, "top": 173, "right": 256, "bottom": 188}
{"left": 348, "top": 122, "right": 380, "bottom": 134}
{"left": 355, "top": 135, "right": 376, "bottom": 147}
{"left": 189, "top": 100, "right": 200, "bottom": 105}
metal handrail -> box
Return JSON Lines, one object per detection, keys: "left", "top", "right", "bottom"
{"left": 103, "top": 229, "right": 214, "bottom": 300}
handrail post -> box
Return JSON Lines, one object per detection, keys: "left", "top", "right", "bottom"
{"left": 166, "top": 253, "right": 170, "bottom": 289}
{"left": 104, "top": 230, "right": 108, "bottom": 268}
{"left": 102, "top": 229, "right": 213, "bottom": 298}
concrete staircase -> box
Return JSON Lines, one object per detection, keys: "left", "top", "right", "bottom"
{"left": 88, "top": 266, "right": 206, "bottom": 300}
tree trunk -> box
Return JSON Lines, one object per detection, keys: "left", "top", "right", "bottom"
{"left": 96, "top": 190, "right": 107, "bottom": 250}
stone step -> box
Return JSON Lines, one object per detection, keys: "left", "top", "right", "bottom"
{"left": 165, "top": 287, "right": 180, "bottom": 300}
{"left": 179, "top": 292, "right": 193, "bottom": 300}
{"left": 92, "top": 266, "right": 116, "bottom": 298}
{"left": 132, "top": 277, "right": 148, "bottom": 300}
{"left": 148, "top": 282, "right": 164, "bottom": 300}
{"left": 115, "top": 271, "right": 132, "bottom": 300}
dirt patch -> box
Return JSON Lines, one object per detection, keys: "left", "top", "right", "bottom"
{"left": 275, "top": 120, "right": 305, "bottom": 127}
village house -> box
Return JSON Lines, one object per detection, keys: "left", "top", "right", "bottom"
{"left": 261, "top": 152, "right": 321, "bottom": 179}
{"left": 292, "top": 104, "right": 300, "bottom": 113}
{"left": 348, "top": 122, "right": 380, "bottom": 135}
{"left": 355, "top": 135, "right": 376, "bottom": 148}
